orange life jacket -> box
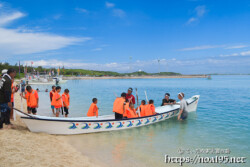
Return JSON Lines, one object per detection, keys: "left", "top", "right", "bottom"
{"left": 113, "top": 97, "right": 125, "bottom": 115}
{"left": 126, "top": 107, "right": 138, "bottom": 118}
{"left": 11, "top": 83, "right": 14, "bottom": 102}
{"left": 52, "top": 92, "right": 62, "bottom": 108}
{"left": 140, "top": 104, "right": 147, "bottom": 117}
{"left": 145, "top": 104, "right": 156, "bottom": 116}
{"left": 87, "top": 103, "right": 98, "bottom": 117}
{"left": 25, "top": 90, "right": 38, "bottom": 108}
{"left": 62, "top": 93, "right": 70, "bottom": 107}
{"left": 123, "top": 102, "right": 130, "bottom": 117}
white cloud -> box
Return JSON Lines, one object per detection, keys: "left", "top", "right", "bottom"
{"left": 53, "top": 14, "right": 62, "bottom": 20}
{"left": 106, "top": 2, "right": 115, "bottom": 8}
{"left": 186, "top": 5, "right": 206, "bottom": 25}
{"left": 240, "top": 51, "right": 250, "bottom": 56}
{"left": 113, "top": 9, "right": 126, "bottom": 18}
{"left": 220, "top": 50, "right": 250, "bottom": 57}
{"left": 179, "top": 45, "right": 225, "bottom": 51}
{"left": 75, "top": 8, "right": 88, "bottom": 13}
{"left": 0, "top": 12, "right": 25, "bottom": 26}
{"left": 225, "top": 45, "right": 248, "bottom": 49}
{"left": 187, "top": 17, "right": 197, "bottom": 24}
{"left": 195, "top": 6, "right": 206, "bottom": 17}
{"left": 0, "top": 8, "right": 91, "bottom": 58}
{"left": 92, "top": 48, "right": 103, "bottom": 51}
{"left": 22, "top": 57, "right": 250, "bottom": 74}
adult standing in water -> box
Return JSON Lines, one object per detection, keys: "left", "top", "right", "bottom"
{"left": 113, "top": 92, "right": 126, "bottom": 119}
{"left": 126, "top": 87, "right": 135, "bottom": 104}
{"left": 161, "top": 93, "right": 176, "bottom": 106}
{"left": 0, "top": 68, "right": 16, "bottom": 129}
{"left": 177, "top": 92, "right": 188, "bottom": 120}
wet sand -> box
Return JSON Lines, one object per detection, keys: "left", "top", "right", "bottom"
{"left": 0, "top": 93, "right": 99, "bottom": 167}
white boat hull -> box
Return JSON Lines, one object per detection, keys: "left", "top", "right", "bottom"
{"left": 19, "top": 95, "right": 200, "bottom": 135}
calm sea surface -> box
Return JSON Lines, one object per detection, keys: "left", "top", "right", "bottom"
{"left": 34, "top": 75, "right": 250, "bottom": 166}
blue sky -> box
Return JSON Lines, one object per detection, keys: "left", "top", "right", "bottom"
{"left": 0, "top": 0, "right": 250, "bottom": 74}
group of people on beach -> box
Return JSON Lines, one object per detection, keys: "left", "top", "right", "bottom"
{"left": 0, "top": 68, "right": 188, "bottom": 130}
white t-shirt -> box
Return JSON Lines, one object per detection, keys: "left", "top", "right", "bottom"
{"left": 180, "top": 99, "right": 188, "bottom": 113}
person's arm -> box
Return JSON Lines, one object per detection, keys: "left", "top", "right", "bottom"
{"left": 56, "top": 96, "right": 61, "bottom": 101}
{"left": 20, "top": 93, "right": 27, "bottom": 99}
{"left": 50, "top": 92, "right": 53, "bottom": 102}
{"left": 95, "top": 106, "right": 98, "bottom": 118}
{"left": 62, "top": 95, "right": 68, "bottom": 108}
{"left": 123, "top": 102, "right": 125, "bottom": 114}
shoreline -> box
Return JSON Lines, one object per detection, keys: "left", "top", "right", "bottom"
{"left": 0, "top": 93, "right": 99, "bottom": 167}
{"left": 63, "top": 75, "right": 207, "bottom": 80}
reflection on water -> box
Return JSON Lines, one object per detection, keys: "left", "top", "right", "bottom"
{"left": 66, "top": 117, "right": 192, "bottom": 167}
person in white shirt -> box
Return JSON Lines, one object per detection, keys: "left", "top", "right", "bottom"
{"left": 177, "top": 92, "right": 188, "bottom": 120}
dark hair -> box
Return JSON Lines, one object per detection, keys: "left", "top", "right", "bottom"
{"left": 56, "top": 86, "right": 61, "bottom": 90}
{"left": 52, "top": 85, "right": 56, "bottom": 89}
{"left": 121, "top": 92, "right": 126, "bottom": 97}
{"left": 128, "top": 87, "right": 133, "bottom": 92}
{"left": 26, "top": 85, "right": 32, "bottom": 91}
{"left": 92, "top": 98, "right": 97, "bottom": 103}
{"left": 165, "top": 93, "right": 170, "bottom": 97}
{"left": 7, "top": 68, "right": 16, "bottom": 74}
{"left": 64, "top": 89, "right": 69, "bottom": 93}
{"left": 141, "top": 100, "right": 146, "bottom": 104}
{"left": 125, "top": 99, "right": 129, "bottom": 102}
{"left": 149, "top": 99, "right": 154, "bottom": 104}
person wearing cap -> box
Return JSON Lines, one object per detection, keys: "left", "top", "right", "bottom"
{"left": 177, "top": 92, "right": 188, "bottom": 120}
{"left": 161, "top": 93, "right": 176, "bottom": 106}
{"left": 0, "top": 68, "right": 16, "bottom": 129}
{"left": 126, "top": 87, "right": 135, "bottom": 104}
{"left": 113, "top": 92, "right": 126, "bottom": 119}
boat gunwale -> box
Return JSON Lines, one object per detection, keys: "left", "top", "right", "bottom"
{"left": 20, "top": 97, "right": 198, "bottom": 122}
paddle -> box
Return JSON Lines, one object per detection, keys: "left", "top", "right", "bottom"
{"left": 144, "top": 91, "right": 149, "bottom": 103}
{"left": 135, "top": 88, "right": 140, "bottom": 117}
{"left": 14, "top": 107, "right": 34, "bottom": 118}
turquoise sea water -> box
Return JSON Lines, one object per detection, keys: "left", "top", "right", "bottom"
{"left": 34, "top": 75, "right": 249, "bottom": 166}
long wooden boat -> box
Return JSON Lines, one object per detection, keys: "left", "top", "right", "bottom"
{"left": 15, "top": 95, "right": 200, "bottom": 135}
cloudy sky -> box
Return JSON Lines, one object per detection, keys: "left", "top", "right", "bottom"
{"left": 0, "top": 0, "right": 250, "bottom": 74}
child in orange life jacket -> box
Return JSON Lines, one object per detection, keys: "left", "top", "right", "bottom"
{"left": 145, "top": 99, "right": 157, "bottom": 116}
{"left": 126, "top": 102, "right": 138, "bottom": 118}
{"left": 20, "top": 85, "right": 39, "bottom": 115}
{"left": 138, "top": 100, "right": 147, "bottom": 117}
{"left": 50, "top": 85, "right": 56, "bottom": 115}
{"left": 87, "top": 98, "right": 98, "bottom": 117}
{"left": 123, "top": 99, "right": 130, "bottom": 118}
{"left": 62, "top": 89, "right": 70, "bottom": 117}
{"left": 52, "top": 86, "right": 62, "bottom": 117}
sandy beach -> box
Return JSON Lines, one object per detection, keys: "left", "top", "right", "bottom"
{"left": 0, "top": 93, "right": 99, "bottom": 167}
{"left": 63, "top": 75, "right": 207, "bottom": 80}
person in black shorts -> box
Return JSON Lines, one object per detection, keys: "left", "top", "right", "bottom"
{"left": 27, "top": 107, "right": 37, "bottom": 114}
{"left": 161, "top": 93, "right": 176, "bottom": 106}
{"left": 62, "top": 89, "right": 70, "bottom": 117}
